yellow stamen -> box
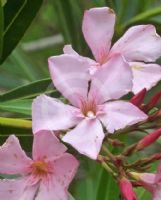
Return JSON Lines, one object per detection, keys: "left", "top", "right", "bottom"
{"left": 32, "top": 161, "right": 49, "bottom": 176}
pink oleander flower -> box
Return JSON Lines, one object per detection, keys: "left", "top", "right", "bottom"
{"left": 0, "top": 131, "right": 79, "bottom": 200}
{"left": 64, "top": 7, "right": 161, "bottom": 93}
{"left": 119, "top": 177, "right": 138, "bottom": 200}
{"left": 138, "top": 165, "right": 161, "bottom": 200}
{"left": 32, "top": 53, "right": 147, "bottom": 159}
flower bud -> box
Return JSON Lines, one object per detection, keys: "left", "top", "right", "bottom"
{"left": 108, "top": 138, "right": 125, "bottom": 147}
{"left": 119, "top": 177, "right": 138, "bottom": 200}
{"left": 130, "top": 172, "right": 156, "bottom": 189}
{"left": 144, "top": 91, "right": 161, "bottom": 112}
{"left": 131, "top": 172, "right": 159, "bottom": 198}
{"left": 130, "top": 88, "right": 146, "bottom": 107}
{"left": 136, "top": 128, "right": 161, "bottom": 151}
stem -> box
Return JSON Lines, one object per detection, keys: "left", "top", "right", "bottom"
{"left": 98, "top": 155, "right": 117, "bottom": 177}
{"left": 102, "top": 144, "right": 116, "bottom": 161}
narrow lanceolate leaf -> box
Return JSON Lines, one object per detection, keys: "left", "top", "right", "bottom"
{"left": 96, "top": 168, "right": 119, "bottom": 200}
{"left": 0, "top": 0, "right": 4, "bottom": 59}
{"left": 0, "top": 0, "right": 43, "bottom": 63}
{"left": 124, "top": 7, "right": 161, "bottom": 27}
{"left": 0, "top": 117, "right": 32, "bottom": 150}
{"left": 0, "top": 99, "right": 32, "bottom": 115}
{"left": 1, "top": 0, "right": 7, "bottom": 6}
{"left": 52, "top": 0, "right": 87, "bottom": 54}
{"left": 0, "top": 78, "right": 60, "bottom": 102}
{"left": 0, "top": 117, "right": 31, "bottom": 129}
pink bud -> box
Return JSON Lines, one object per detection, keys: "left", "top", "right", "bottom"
{"left": 130, "top": 88, "right": 146, "bottom": 107}
{"left": 119, "top": 177, "right": 138, "bottom": 200}
{"left": 144, "top": 91, "right": 161, "bottom": 111}
{"left": 137, "top": 128, "right": 161, "bottom": 151}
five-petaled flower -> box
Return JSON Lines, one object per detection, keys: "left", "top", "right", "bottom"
{"left": 0, "top": 131, "right": 79, "bottom": 200}
{"left": 64, "top": 7, "right": 161, "bottom": 93}
{"left": 32, "top": 53, "right": 147, "bottom": 159}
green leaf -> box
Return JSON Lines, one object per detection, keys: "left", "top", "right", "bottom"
{"left": 0, "top": 117, "right": 32, "bottom": 151}
{"left": 73, "top": 159, "right": 99, "bottom": 200}
{"left": 0, "top": 78, "right": 60, "bottom": 102}
{"left": 136, "top": 187, "right": 151, "bottom": 200}
{"left": 96, "top": 166, "right": 119, "bottom": 200}
{"left": 52, "top": 0, "right": 87, "bottom": 54}
{"left": 9, "top": 48, "right": 39, "bottom": 81}
{"left": 124, "top": 7, "right": 161, "bottom": 27}
{"left": 0, "top": 99, "right": 32, "bottom": 115}
{"left": 91, "top": 0, "right": 106, "bottom": 7}
{"left": 0, "top": 0, "right": 43, "bottom": 63}
{"left": 0, "top": 0, "right": 4, "bottom": 58}
{"left": 0, "top": 117, "right": 31, "bottom": 129}
{"left": 69, "top": 194, "right": 76, "bottom": 200}
{"left": 1, "top": 0, "right": 7, "bottom": 6}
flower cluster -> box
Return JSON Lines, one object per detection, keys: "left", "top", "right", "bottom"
{"left": 1, "top": 6, "right": 161, "bottom": 200}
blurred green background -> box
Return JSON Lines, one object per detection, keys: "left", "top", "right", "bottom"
{"left": 1, "top": 0, "right": 161, "bottom": 199}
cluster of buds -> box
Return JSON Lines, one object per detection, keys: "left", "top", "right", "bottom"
{"left": 131, "top": 88, "right": 161, "bottom": 120}
{"left": 97, "top": 90, "right": 161, "bottom": 200}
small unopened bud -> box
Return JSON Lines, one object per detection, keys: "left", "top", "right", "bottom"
{"left": 136, "top": 128, "right": 161, "bottom": 151}
{"left": 129, "top": 172, "right": 141, "bottom": 181}
{"left": 108, "top": 138, "right": 125, "bottom": 147}
{"left": 142, "top": 153, "right": 161, "bottom": 165}
{"left": 152, "top": 153, "right": 161, "bottom": 161}
{"left": 119, "top": 177, "right": 138, "bottom": 200}
{"left": 144, "top": 91, "right": 161, "bottom": 112}
{"left": 130, "top": 88, "right": 146, "bottom": 107}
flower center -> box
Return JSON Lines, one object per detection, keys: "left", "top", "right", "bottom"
{"left": 86, "top": 111, "right": 95, "bottom": 118}
{"left": 32, "top": 161, "right": 49, "bottom": 177}
{"left": 80, "top": 99, "right": 97, "bottom": 118}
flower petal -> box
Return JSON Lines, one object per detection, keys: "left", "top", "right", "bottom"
{"left": 82, "top": 7, "right": 115, "bottom": 63}
{"left": 89, "top": 54, "right": 132, "bottom": 103}
{"left": 63, "top": 45, "right": 79, "bottom": 56}
{"left": 63, "top": 44, "right": 100, "bottom": 76}
{"left": 110, "top": 25, "right": 161, "bottom": 62}
{"left": 62, "top": 118, "right": 104, "bottom": 160}
{"left": 48, "top": 54, "right": 91, "bottom": 107}
{"left": 130, "top": 62, "right": 161, "bottom": 94}
{"left": 0, "top": 179, "right": 26, "bottom": 200}
{"left": 153, "top": 188, "right": 161, "bottom": 200}
{"left": 32, "top": 131, "right": 67, "bottom": 161}
{"left": 140, "top": 173, "right": 156, "bottom": 185}
{"left": 99, "top": 101, "right": 147, "bottom": 133}
{"left": 139, "top": 173, "right": 157, "bottom": 195}
{"left": 32, "top": 95, "right": 80, "bottom": 133}
{"left": 35, "top": 178, "right": 69, "bottom": 200}
{"left": 0, "top": 135, "right": 32, "bottom": 174}
{"left": 63, "top": 44, "right": 97, "bottom": 65}
{"left": 52, "top": 153, "right": 79, "bottom": 188}
{"left": 19, "top": 184, "right": 39, "bottom": 200}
